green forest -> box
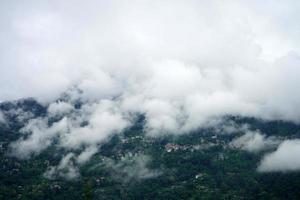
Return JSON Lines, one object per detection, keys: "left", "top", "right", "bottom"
{"left": 1, "top": 99, "right": 300, "bottom": 200}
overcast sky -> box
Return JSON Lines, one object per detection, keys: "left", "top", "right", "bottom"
{"left": 1, "top": 0, "right": 300, "bottom": 173}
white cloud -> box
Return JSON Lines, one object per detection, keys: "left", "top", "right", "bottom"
{"left": 77, "top": 146, "right": 98, "bottom": 165}
{"left": 10, "top": 99, "right": 130, "bottom": 159}
{"left": 105, "top": 154, "right": 162, "bottom": 182}
{"left": 47, "top": 101, "right": 74, "bottom": 116}
{"left": 214, "top": 121, "right": 250, "bottom": 135}
{"left": 10, "top": 117, "right": 69, "bottom": 159}
{"left": 2, "top": 0, "right": 300, "bottom": 171}
{"left": 44, "top": 153, "right": 80, "bottom": 180}
{"left": 0, "top": 111, "right": 6, "bottom": 124}
{"left": 230, "top": 131, "right": 281, "bottom": 153}
{"left": 59, "top": 100, "right": 130, "bottom": 149}
{"left": 258, "top": 139, "right": 300, "bottom": 172}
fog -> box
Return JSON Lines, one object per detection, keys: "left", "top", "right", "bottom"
{"left": 1, "top": 0, "right": 300, "bottom": 173}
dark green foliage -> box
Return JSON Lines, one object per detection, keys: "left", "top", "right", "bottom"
{"left": 1, "top": 100, "right": 300, "bottom": 199}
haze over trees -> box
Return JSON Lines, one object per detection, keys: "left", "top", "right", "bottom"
{"left": 1, "top": 1, "right": 300, "bottom": 199}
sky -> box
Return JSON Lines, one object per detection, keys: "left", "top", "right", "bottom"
{"left": 1, "top": 0, "right": 300, "bottom": 175}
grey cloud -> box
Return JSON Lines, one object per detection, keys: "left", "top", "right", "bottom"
{"left": 0, "top": 111, "right": 6, "bottom": 124}
{"left": 47, "top": 101, "right": 74, "bottom": 117}
{"left": 1, "top": 0, "right": 300, "bottom": 171}
{"left": 44, "top": 147, "right": 98, "bottom": 180}
{"left": 104, "top": 154, "right": 162, "bottom": 183}
{"left": 10, "top": 99, "right": 130, "bottom": 159}
{"left": 59, "top": 100, "right": 130, "bottom": 149}
{"left": 76, "top": 146, "right": 98, "bottom": 165}
{"left": 258, "top": 139, "right": 300, "bottom": 172}
{"left": 214, "top": 121, "right": 250, "bottom": 135}
{"left": 44, "top": 153, "right": 80, "bottom": 180}
{"left": 10, "top": 117, "right": 69, "bottom": 159}
{"left": 230, "top": 130, "right": 281, "bottom": 153}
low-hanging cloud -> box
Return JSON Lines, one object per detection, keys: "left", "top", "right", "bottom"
{"left": 258, "top": 139, "right": 300, "bottom": 172}
{"left": 1, "top": 0, "right": 300, "bottom": 172}
{"left": 230, "top": 130, "right": 281, "bottom": 153}
{"left": 104, "top": 154, "right": 162, "bottom": 182}
{"left": 44, "top": 153, "right": 80, "bottom": 180}
{"left": 0, "top": 111, "right": 5, "bottom": 124}
{"left": 10, "top": 100, "right": 130, "bottom": 159}
{"left": 47, "top": 101, "right": 74, "bottom": 117}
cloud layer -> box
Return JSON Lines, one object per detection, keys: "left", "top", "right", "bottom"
{"left": 1, "top": 0, "right": 300, "bottom": 125}
{"left": 1, "top": 0, "right": 300, "bottom": 173}
{"left": 10, "top": 100, "right": 130, "bottom": 159}
{"left": 230, "top": 130, "right": 281, "bottom": 153}
{"left": 258, "top": 139, "right": 300, "bottom": 172}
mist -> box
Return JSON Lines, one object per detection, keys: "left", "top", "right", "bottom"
{"left": 1, "top": 0, "right": 300, "bottom": 174}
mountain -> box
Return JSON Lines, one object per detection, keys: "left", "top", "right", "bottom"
{"left": 1, "top": 99, "right": 300, "bottom": 200}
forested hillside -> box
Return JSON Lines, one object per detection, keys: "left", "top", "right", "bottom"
{"left": 1, "top": 99, "right": 300, "bottom": 200}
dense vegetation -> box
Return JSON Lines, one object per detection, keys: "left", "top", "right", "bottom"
{"left": 1, "top": 99, "right": 300, "bottom": 200}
